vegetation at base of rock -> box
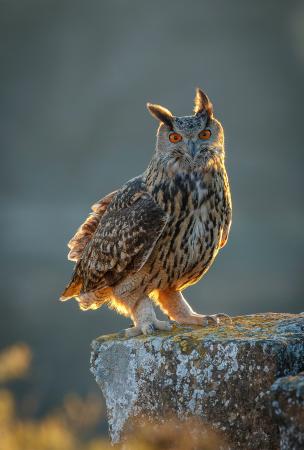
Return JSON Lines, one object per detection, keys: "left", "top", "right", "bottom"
{"left": 123, "top": 417, "right": 225, "bottom": 450}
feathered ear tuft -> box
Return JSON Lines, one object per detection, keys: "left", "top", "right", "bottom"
{"left": 147, "top": 103, "right": 173, "bottom": 129}
{"left": 193, "top": 88, "right": 213, "bottom": 118}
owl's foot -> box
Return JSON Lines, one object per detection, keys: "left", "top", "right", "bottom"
{"left": 124, "top": 319, "right": 172, "bottom": 338}
{"left": 201, "top": 313, "right": 232, "bottom": 326}
{"left": 156, "top": 289, "right": 232, "bottom": 327}
{"left": 124, "top": 296, "right": 172, "bottom": 337}
{"left": 176, "top": 312, "right": 232, "bottom": 327}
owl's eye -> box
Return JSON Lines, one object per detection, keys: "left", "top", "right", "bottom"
{"left": 198, "top": 129, "right": 211, "bottom": 140}
{"left": 169, "top": 132, "right": 183, "bottom": 143}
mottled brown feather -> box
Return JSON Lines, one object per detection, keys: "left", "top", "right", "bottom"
{"left": 61, "top": 177, "right": 168, "bottom": 299}
{"left": 67, "top": 191, "right": 117, "bottom": 262}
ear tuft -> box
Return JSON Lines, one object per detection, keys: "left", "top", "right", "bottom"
{"left": 193, "top": 88, "right": 213, "bottom": 118}
{"left": 147, "top": 103, "right": 173, "bottom": 129}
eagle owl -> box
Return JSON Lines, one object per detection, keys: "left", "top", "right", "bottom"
{"left": 61, "top": 88, "right": 232, "bottom": 337}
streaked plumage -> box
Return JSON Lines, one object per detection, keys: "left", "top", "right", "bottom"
{"left": 61, "top": 88, "right": 232, "bottom": 336}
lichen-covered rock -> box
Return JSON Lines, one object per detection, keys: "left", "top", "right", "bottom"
{"left": 90, "top": 313, "right": 304, "bottom": 448}
{"left": 271, "top": 372, "right": 304, "bottom": 450}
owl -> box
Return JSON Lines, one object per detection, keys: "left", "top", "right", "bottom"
{"left": 60, "top": 88, "right": 232, "bottom": 337}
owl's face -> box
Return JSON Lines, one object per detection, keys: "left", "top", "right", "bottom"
{"left": 147, "top": 89, "right": 224, "bottom": 172}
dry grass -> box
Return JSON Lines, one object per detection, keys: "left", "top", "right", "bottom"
{"left": 123, "top": 417, "right": 224, "bottom": 450}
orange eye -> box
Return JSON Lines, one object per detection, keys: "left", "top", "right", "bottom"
{"left": 169, "top": 132, "right": 183, "bottom": 143}
{"left": 198, "top": 129, "right": 211, "bottom": 140}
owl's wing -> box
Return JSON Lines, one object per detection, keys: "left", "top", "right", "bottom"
{"left": 61, "top": 177, "right": 168, "bottom": 299}
{"left": 219, "top": 172, "right": 232, "bottom": 248}
{"left": 67, "top": 190, "right": 118, "bottom": 262}
{"left": 220, "top": 212, "right": 232, "bottom": 248}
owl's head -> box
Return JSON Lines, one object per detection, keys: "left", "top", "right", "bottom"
{"left": 147, "top": 89, "right": 224, "bottom": 171}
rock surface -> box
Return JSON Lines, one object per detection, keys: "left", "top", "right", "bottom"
{"left": 271, "top": 371, "right": 304, "bottom": 450}
{"left": 90, "top": 313, "right": 304, "bottom": 448}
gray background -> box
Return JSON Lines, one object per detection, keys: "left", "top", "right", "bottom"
{"left": 1, "top": 0, "right": 303, "bottom": 416}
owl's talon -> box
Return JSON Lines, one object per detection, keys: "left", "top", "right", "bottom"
{"left": 205, "top": 313, "right": 232, "bottom": 325}
{"left": 213, "top": 313, "right": 232, "bottom": 323}
{"left": 205, "top": 315, "right": 219, "bottom": 325}
{"left": 216, "top": 313, "right": 232, "bottom": 323}
{"left": 124, "top": 319, "right": 172, "bottom": 338}
{"left": 171, "top": 312, "right": 232, "bottom": 327}
{"left": 169, "top": 320, "right": 193, "bottom": 331}
{"left": 124, "top": 326, "right": 142, "bottom": 338}
{"left": 143, "top": 323, "right": 155, "bottom": 335}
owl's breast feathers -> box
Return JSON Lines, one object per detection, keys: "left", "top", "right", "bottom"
{"left": 60, "top": 176, "right": 169, "bottom": 299}
{"left": 144, "top": 163, "right": 232, "bottom": 290}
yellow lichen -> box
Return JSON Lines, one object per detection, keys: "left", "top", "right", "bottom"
{"left": 94, "top": 313, "right": 299, "bottom": 346}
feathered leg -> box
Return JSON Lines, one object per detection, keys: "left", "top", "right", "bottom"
{"left": 124, "top": 297, "right": 172, "bottom": 337}
{"left": 155, "top": 289, "right": 230, "bottom": 326}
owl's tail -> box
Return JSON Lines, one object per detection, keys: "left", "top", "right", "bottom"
{"left": 60, "top": 278, "right": 82, "bottom": 301}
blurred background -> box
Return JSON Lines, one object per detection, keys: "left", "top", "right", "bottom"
{"left": 1, "top": 0, "right": 304, "bottom": 444}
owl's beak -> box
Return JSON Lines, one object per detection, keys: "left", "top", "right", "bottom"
{"left": 187, "top": 140, "right": 197, "bottom": 158}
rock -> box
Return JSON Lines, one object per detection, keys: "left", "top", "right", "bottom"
{"left": 271, "top": 372, "right": 304, "bottom": 450}
{"left": 90, "top": 313, "right": 304, "bottom": 448}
